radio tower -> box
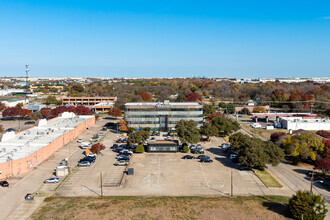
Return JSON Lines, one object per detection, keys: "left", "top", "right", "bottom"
{"left": 25, "top": 64, "right": 30, "bottom": 105}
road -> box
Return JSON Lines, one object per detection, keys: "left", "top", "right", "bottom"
{"left": 0, "top": 118, "right": 105, "bottom": 220}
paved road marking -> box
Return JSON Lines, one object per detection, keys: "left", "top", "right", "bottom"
{"left": 199, "top": 163, "right": 210, "bottom": 188}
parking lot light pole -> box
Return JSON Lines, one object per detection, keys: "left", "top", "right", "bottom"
{"left": 310, "top": 170, "right": 314, "bottom": 193}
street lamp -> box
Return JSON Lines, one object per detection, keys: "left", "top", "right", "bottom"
{"left": 310, "top": 169, "right": 324, "bottom": 193}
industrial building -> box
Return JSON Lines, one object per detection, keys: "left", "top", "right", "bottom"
{"left": 61, "top": 97, "right": 117, "bottom": 106}
{"left": 147, "top": 140, "right": 179, "bottom": 152}
{"left": 0, "top": 97, "right": 28, "bottom": 107}
{"left": 279, "top": 117, "right": 330, "bottom": 131}
{"left": 0, "top": 112, "right": 95, "bottom": 179}
{"left": 124, "top": 101, "right": 203, "bottom": 131}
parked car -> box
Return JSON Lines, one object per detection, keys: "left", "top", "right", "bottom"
{"left": 24, "top": 121, "right": 35, "bottom": 125}
{"left": 116, "top": 138, "right": 123, "bottom": 143}
{"left": 120, "top": 149, "right": 133, "bottom": 154}
{"left": 111, "top": 144, "right": 119, "bottom": 149}
{"left": 182, "top": 155, "right": 195, "bottom": 159}
{"left": 98, "top": 132, "right": 105, "bottom": 136}
{"left": 87, "top": 153, "right": 97, "bottom": 157}
{"left": 6, "top": 128, "right": 15, "bottom": 132}
{"left": 0, "top": 180, "right": 9, "bottom": 187}
{"left": 79, "top": 156, "right": 95, "bottom": 163}
{"left": 221, "top": 143, "right": 230, "bottom": 149}
{"left": 196, "top": 155, "right": 210, "bottom": 160}
{"left": 250, "top": 123, "right": 262, "bottom": 128}
{"left": 191, "top": 147, "right": 204, "bottom": 154}
{"left": 113, "top": 147, "right": 123, "bottom": 152}
{"left": 200, "top": 158, "right": 213, "bottom": 163}
{"left": 117, "top": 155, "right": 130, "bottom": 161}
{"left": 25, "top": 193, "right": 34, "bottom": 200}
{"left": 239, "top": 165, "right": 251, "bottom": 171}
{"left": 114, "top": 160, "right": 130, "bottom": 166}
{"left": 229, "top": 154, "right": 238, "bottom": 160}
{"left": 78, "top": 161, "right": 91, "bottom": 167}
{"left": 77, "top": 138, "right": 84, "bottom": 143}
{"left": 80, "top": 143, "right": 92, "bottom": 149}
{"left": 44, "top": 177, "right": 60, "bottom": 183}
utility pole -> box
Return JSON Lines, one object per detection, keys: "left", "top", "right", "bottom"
{"left": 100, "top": 172, "right": 103, "bottom": 197}
{"left": 231, "top": 169, "right": 233, "bottom": 196}
{"left": 310, "top": 170, "right": 314, "bottom": 193}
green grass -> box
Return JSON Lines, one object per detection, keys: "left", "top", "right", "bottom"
{"left": 253, "top": 169, "right": 282, "bottom": 188}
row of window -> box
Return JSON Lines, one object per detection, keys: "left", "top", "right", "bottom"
{"left": 125, "top": 108, "right": 203, "bottom": 112}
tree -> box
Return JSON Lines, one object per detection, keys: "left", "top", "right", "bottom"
{"left": 202, "top": 116, "right": 240, "bottom": 137}
{"left": 75, "top": 106, "right": 92, "bottom": 115}
{"left": 253, "top": 106, "right": 266, "bottom": 113}
{"left": 30, "top": 112, "right": 43, "bottom": 121}
{"left": 90, "top": 143, "right": 106, "bottom": 154}
{"left": 322, "top": 138, "right": 330, "bottom": 159}
{"left": 200, "top": 122, "right": 218, "bottom": 139}
{"left": 317, "top": 130, "right": 330, "bottom": 139}
{"left": 315, "top": 158, "right": 330, "bottom": 175}
{"left": 108, "top": 108, "right": 122, "bottom": 117}
{"left": 175, "top": 93, "right": 184, "bottom": 102}
{"left": 135, "top": 144, "right": 145, "bottom": 153}
{"left": 184, "top": 93, "right": 201, "bottom": 102}
{"left": 182, "top": 143, "right": 189, "bottom": 153}
{"left": 2, "top": 107, "right": 20, "bottom": 117}
{"left": 18, "top": 108, "right": 32, "bottom": 118}
{"left": 40, "top": 107, "right": 52, "bottom": 118}
{"left": 175, "top": 120, "right": 200, "bottom": 144}
{"left": 118, "top": 119, "right": 127, "bottom": 132}
{"left": 203, "top": 104, "right": 215, "bottom": 116}
{"left": 0, "top": 103, "right": 6, "bottom": 111}
{"left": 140, "top": 92, "right": 151, "bottom": 102}
{"left": 282, "top": 132, "right": 325, "bottom": 161}
{"left": 289, "top": 190, "right": 327, "bottom": 220}
{"left": 240, "top": 107, "right": 250, "bottom": 115}
{"left": 207, "top": 113, "right": 224, "bottom": 121}
{"left": 143, "top": 127, "right": 151, "bottom": 132}
{"left": 43, "top": 95, "right": 59, "bottom": 105}
{"left": 270, "top": 132, "right": 286, "bottom": 143}
{"left": 51, "top": 106, "right": 68, "bottom": 117}
{"left": 127, "top": 127, "right": 134, "bottom": 134}
{"left": 15, "top": 103, "right": 23, "bottom": 108}
{"left": 229, "top": 132, "right": 284, "bottom": 169}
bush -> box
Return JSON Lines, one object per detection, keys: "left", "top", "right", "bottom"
{"left": 240, "top": 107, "right": 250, "bottom": 115}
{"left": 135, "top": 144, "right": 145, "bottom": 153}
{"left": 317, "top": 130, "right": 330, "bottom": 139}
{"left": 289, "top": 190, "right": 327, "bottom": 220}
{"left": 182, "top": 144, "right": 189, "bottom": 153}
{"left": 270, "top": 132, "right": 286, "bottom": 143}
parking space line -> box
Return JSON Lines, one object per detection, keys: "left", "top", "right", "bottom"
{"left": 158, "top": 156, "right": 160, "bottom": 185}
{"left": 199, "top": 163, "right": 209, "bottom": 188}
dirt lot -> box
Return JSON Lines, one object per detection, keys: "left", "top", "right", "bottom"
{"left": 30, "top": 196, "right": 290, "bottom": 220}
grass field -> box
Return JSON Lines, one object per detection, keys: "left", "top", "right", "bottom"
{"left": 254, "top": 169, "right": 283, "bottom": 188}
{"left": 30, "top": 196, "right": 290, "bottom": 220}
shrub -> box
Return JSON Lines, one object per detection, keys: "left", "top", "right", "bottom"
{"left": 317, "top": 130, "right": 330, "bottom": 138}
{"left": 240, "top": 107, "right": 250, "bottom": 115}
{"left": 182, "top": 144, "right": 189, "bottom": 153}
{"left": 135, "top": 144, "right": 145, "bottom": 153}
{"left": 270, "top": 132, "right": 286, "bottom": 143}
{"left": 289, "top": 190, "right": 327, "bottom": 220}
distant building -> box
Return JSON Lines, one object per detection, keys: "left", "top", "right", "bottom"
{"left": 147, "top": 140, "right": 179, "bottom": 152}
{"left": 279, "top": 117, "right": 330, "bottom": 131}
{"left": 0, "top": 97, "right": 28, "bottom": 107}
{"left": 61, "top": 97, "right": 117, "bottom": 108}
{"left": 235, "top": 100, "right": 269, "bottom": 114}
{"left": 28, "top": 104, "right": 47, "bottom": 112}
{"left": 124, "top": 100, "right": 203, "bottom": 131}
{"left": 92, "top": 102, "right": 115, "bottom": 113}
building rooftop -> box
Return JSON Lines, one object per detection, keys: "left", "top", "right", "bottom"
{"left": 0, "top": 112, "right": 94, "bottom": 163}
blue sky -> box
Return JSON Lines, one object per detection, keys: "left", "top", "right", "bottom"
{"left": 0, "top": 0, "right": 330, "bottom": 78}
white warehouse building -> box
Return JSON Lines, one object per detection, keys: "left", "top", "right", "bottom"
{"left": 280, "top": 117, "right": 330, "bottom": 131}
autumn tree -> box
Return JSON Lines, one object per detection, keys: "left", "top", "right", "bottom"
{"left": 317, "top": 130, "right": 330, "bottom": 139}
{"left": 184, "top": 93, "right": 201, "bottom": 102}
{"left": 18, "top": 108, "right": 32, "bottom": 118}
{"left": 2, "top": 107, "right": 20, "bottom": 117}
{"left": 253, "top": 106, "right": 266, "bottom": 113}
{"left": 75, "top": 106, "right": 92, "bottom": 115}
{"left": 108, "top": 108, "right": 122, "bottom": 117}
{"left": 207, "top": 113, "right": 225, "bottom": 121}
{"left": 270, "top": 132, "right": 286, "bottom": 143}
{"left": 118, "top": 119, "right": 127, "bottom": 132}
{"left": 90, "top": 143, "right": 106, "bottom": 154}
{"left": 315, "top": 158, "right": 330, "bottom": 175}
{"left": 51, "top": 106, "right": 68, "bottom": 117}
{"left": 140, "top": 92, "right": 151, "bottom": 102}
{"left": 282, "top": 132, "right": 325, "bottom": 162}
{"left": 40, "top": 107, "right": 52, "bottom": 118}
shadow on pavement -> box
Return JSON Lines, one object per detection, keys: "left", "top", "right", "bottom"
{"left": 214, "top": 157, "right": 237, "bottom": 169}
{"left": 262, "top": 201, "right": 291, "bottom": 218}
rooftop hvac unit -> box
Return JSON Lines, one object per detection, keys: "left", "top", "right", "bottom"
{"left": 2, "top": 148, "right": 6, "bottom": 152}
{"left": 13, "top": 149, "right": 17, "bottom": 152}
{"left": 7, "top": 156, "right": 12, "bottom": 161}
{"left": 19, "top": 136, "right": 23, "bottom": 139}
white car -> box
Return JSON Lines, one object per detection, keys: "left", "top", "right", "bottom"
{"left": 229, "top": 154, "right": 238, "bottom": 160}
{"left": 87, "top": 153, "right": 97, "bottom": 157}
{"left": 44, "top": 177, "right": 59, "bottom": 183}
{"left": 250, "top": 123, "right": 262, "bottom": 128}
{"left": 78, "top": 161, "right": 91, "bottom": 167}
{"left": 77, "top": 138, "right": 84, "bottom": 143}
{"left": 80, "top": 143, "right": 92, "bottom": 149}
{"left": 114, "top": 160, "right": 130, "bottom": 166}
{"left": 221, "top": 143, "right": 230, "bottom": 149}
